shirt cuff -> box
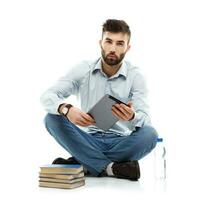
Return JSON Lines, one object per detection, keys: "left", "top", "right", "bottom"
{"left": 127, "top": 112, "right": 151, "bottom": 131}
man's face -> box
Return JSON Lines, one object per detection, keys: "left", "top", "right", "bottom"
{"left": 100, "top": 32, "right": 130, "bottom": 66}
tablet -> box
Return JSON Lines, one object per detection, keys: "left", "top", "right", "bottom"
{"left": 87, "top": 94, "right": 128, "bottom": 131}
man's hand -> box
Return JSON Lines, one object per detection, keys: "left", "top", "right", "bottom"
{"left": 66, "top": 107, "right": 96, "bottom": 127}
{"left": 111, "top": 101, "right": 135, "bottom": 121}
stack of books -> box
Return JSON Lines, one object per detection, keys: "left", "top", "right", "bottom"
{"left": 39, "top": 164, "right": 85, "bottom": 189}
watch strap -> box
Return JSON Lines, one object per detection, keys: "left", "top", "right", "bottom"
{"left": 58, "top": 103, "right": 73, "bottom": 116}
{"left": 64, "top": 104, "right": 73, "bottom": 116}
{"left": 58, "top": 103, "right": 65, "bottom": 114}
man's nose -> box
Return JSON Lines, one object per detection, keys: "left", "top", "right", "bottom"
{"left": 109, "top": 44, "right": 116, "bottom": 52}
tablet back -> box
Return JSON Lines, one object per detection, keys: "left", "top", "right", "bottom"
{"left": 87, "top": 94, "right": 120, "bottom": 131}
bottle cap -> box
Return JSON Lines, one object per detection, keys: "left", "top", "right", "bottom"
{"left": 157, "top": 137, "right": 163, "bottom": 142}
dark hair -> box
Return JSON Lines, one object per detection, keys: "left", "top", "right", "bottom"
{"left": 102, "top": 19, "right": 131, "bottom": 42}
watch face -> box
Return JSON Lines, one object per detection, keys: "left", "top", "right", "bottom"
{"left": 62, "top": 107, "right": 68, "bottom": 115}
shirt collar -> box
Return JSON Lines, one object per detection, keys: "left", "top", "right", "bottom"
{"left": 92, "top": 58, "right": 128, "bottom": 79}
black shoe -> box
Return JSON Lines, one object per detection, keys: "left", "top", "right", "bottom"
{"left": 52, "top": 157, "right": 80, "bottom": 165}
{"left": 112, "top": 160, "right": 140, "bottom": 181}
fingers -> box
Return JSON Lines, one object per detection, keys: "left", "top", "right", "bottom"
{"left": 76, "top": 113, "right": 96, "bottom": 127}
{"left": 112, "top": 103, "right": 134, "bottom": 120}
{"left": 114, "top": 104, "right": 132, "bottom": 115}
{"left": 112, "top": 106, "right": 129, "bottom": 120}
{"left": 127, "top": 101, "right": 133, "bottom": 107}
{"left": 77, "top": 120, "right": 91, "bottom": 127}
{"left": 82, "top": 113, "right": 95, "bottom": 124}
{"left": 76, "top": 118, "right": 94, "bottom": 126}
{"left": 82, "top": 113, "right": 96, "bottom": 123}
{"left": 112, "top": 107, "right": 127, "bottom": 120}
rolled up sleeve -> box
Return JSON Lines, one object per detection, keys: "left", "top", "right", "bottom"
{"left": 40, "top": 61, "right": 89, "bottom": 114}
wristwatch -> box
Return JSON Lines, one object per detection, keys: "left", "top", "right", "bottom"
{"left": 60, "top": 104, "right": 73, "bottom": 116}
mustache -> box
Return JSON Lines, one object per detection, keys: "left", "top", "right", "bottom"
{"left": 101, "top": 47, "right": 126, "bottom": 66}
{"left": 101, "top": 47, "right": 116, "bottom": 57}
{"left": 107, "top": 52, "right": 118, "bottom": 57}
{"left": 108, "top": 52, "right": 116, "bottom": 55}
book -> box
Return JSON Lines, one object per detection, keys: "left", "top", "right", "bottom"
{"left": 39, "top": 172, "right": 84, "bottom": 180}
{"left": 39, "top": 177, "right": 85, "bottom": 184}
{"left": 39, "top": 180, "right": 85, "bottom": 189}
{"left": 40, "top": 164, "right": 83, "bottom": 174}
{"left": 38, "top": 164, "right": 85, "bottom": 189}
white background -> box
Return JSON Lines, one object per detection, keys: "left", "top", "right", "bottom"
{"left": 0, "top": 0, "right": 214, "bottom": 199}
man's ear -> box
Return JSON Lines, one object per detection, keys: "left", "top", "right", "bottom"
{"left": 99, "top": 40, "right": 102, "bottom": 47}
{"left": 126, "top": 44, "right": 131, "bottom": 52}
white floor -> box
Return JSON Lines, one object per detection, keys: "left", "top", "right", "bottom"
{"left": 1, "top": 119, "right": 214, "bottom": 200}
{"left": 0, "top": 148, "right": 195, "bottom": 200}
{"left": 34, "top": 157, "right": 168, "bottom": 200}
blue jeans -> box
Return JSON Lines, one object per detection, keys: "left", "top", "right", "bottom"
{"left": 44, "top": 114, "right": 158, "bottom": 176}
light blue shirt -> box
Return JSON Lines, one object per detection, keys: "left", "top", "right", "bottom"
{"left": 40, "top": 58, "right": 151, "bottom": 136}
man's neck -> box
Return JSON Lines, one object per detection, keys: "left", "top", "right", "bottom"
{"left": 101, "top": 59, "right": 122, "bottom": 78}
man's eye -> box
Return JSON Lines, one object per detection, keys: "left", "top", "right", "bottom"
{"left": 117, "top": 43, "right": 124, "bottom": 46}
{"left": 106, "top": 40, "right": 112, "bottom": 44}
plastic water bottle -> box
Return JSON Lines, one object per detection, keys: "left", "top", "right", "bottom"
{"left": 154, "top": 137, "right": 166, "bottom": 180}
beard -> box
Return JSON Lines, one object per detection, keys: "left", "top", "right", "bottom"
{"left": 101, "top": 48, "right": 126, "bottom": 66}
